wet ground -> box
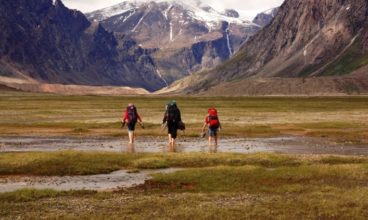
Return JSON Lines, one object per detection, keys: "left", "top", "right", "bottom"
{"left": 0, "top": 169, "right": 181, "bottom": 193}
{"left": 1, "top": 135, "right": 367, "bottom": 193}
{"left": 0, "top": 135, "right": 367, "bottom": 155}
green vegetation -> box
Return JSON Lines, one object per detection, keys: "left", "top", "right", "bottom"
{"left": 1, "top": 91, "right": 368, "bottom": 218}
{"left": 0, "top": 189, "right": 94, "bottom": 202}
{"left": 1, "top": 151, "right": 368, "bottom": 176}
{"left": 1, "top": 152, "right": 368, "bottom": 219}
{"left": 0, "top": 151, "right": 302, "bottom": 176}
{"left": 321, "top": 41, "right": 368, "bottom": 76}
{"left": 1, "top": 91, "right": 368, "bottom": 143}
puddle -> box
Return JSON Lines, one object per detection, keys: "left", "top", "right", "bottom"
{"left": 0, "top": 136, "right": 367, "bottom": 155}
{"left": 0, "top": 135, "right": 367, "bottom": 193}
{"left": 0, "top": 168, "right": 181, "bottom": 193}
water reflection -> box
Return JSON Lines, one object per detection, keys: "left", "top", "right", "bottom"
{"left": 121, "top": 142, "right": 136, "bottom": 153}
{"left": 209, "top": 144, "right": 218, "bottom": 153}
{"left": 127, "top": 143, "right": 135, "bottom": 153}
{"left": 121, "top": 141, "right": 217, "bottom": 153}
{"left": 168, "top": 144, "right": 176, "bottom": 153}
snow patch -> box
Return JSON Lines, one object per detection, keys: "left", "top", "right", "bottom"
{"left": 122, "top": 10, "right": 136, "bottom": 23}
{"left": 89, "top": 0, "right": 255, "bottom": 29}
{"left": 156, "top": 69, "right": 169, "bottom": 87}
{"left": 263, "top": 8, "right": 276, "bottom": 15}
{"left": 132, "top": 12, "right": 148, "bottom": 32}
{"left": 170, "top": 21, "right": 173, "bottom": 41}
{"left": 163, "top": 4, "right": 173, "bottom": 20}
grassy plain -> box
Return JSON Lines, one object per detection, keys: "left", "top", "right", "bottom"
{"left": 0, "top": 90, "right": 368, "bottom": 143}
{"left": 1, "top": 90, "right": 368, "bottom": 219}
{"left": 1, "top": 152, "right": 368, "bottom": 219}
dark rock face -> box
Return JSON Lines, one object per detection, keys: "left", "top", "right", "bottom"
{"left": 252, "top": 8, "right": 279, "bottom": 27}
{"left": 0, "top": 0, "right": 166, "bottom": 91}
{"left": 178, "top": 0, "right": 368, "bottom": 93}
{"left": 156, "top": 34, "right": 233, "bottom": 82}
{"left": 87, "top": 1, "right": 261, "bottom": 84}
{"left": 224, "top": 9, "right": 239, "bottom": 18}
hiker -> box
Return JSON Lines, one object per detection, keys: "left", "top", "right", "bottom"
{"left": 202, "top": 108, "right": 222, "bottom": 150}
{"left": 162, "top": 100, "right": 184, "bottom": 151}
{"left": 121, "top": 103, "right": 144, "bottom": 144}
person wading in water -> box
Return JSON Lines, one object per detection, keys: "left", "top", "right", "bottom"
{"left": 121, "top": 103, "right": 144, "bottom": 144}
{"left": 202, "top": 107, "right": 222, "bottom": 152}
{"left": 162, "top": 101, "right": 184, "bottom": 152}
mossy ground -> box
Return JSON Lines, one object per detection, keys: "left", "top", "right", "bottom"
{"left": 1, "top": 91, "right": 368, "bottom": 218}
{"left": 1, "top": 152, "right": 368, "bottom": 219}
{"left": 1, "top": 91, "right": 368, "bottom": 143}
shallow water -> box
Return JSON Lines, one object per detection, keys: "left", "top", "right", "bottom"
{"left": 0, "top": 136, "right": 367, "bottom": 193}
{"left": 0, "top": 168, "right": 181, "bottom": 193}
{"left": 0, "top": 136, "right": 367, "bottom": 155}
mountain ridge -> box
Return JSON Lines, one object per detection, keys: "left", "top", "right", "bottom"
{"left": 164, "top": 0, "right": 368, "bottom": 95}
{"left": 86, "top": 0, "right": 263, "bottom": 84}
{"left": 0, "top": 0, "right": 167, "bottom": 92}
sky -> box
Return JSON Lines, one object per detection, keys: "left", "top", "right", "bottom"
{"left": 62, "top": 0, "right": 285, "bottom": 20}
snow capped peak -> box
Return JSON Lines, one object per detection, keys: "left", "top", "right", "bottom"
{"left": 261, "top": 7, "right": 279, "bottom": 16}
{"left": 88, "top": 0, "right": 253, "bottom": 27}
{"left": 88, "top": 2, "right": 137, "bottom": 20}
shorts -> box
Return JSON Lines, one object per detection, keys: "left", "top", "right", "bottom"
{"left": 127, "top": 122, "right": 136, "bottom": 132}
{"left": 208, "top": 128, "right": 218, "bottom": 137}
{"left": 168, "top": 122, "right": 178, "bottom": 139}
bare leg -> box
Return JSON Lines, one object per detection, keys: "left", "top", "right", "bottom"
{"left": 168, "top": 134, "right": 172, "bottom": 151}
{"left": 211, "top": 135, "right": 218, "bottom": 153}
{"left": 208, "top": 136, "right": 213, "bottom": 151}
{"left": 171, "top": 138, "right": 176, "bottom": 152}
{"left": 168, "top": 134, "right": 172, "bottom": 145}
{"left": 128, "top": 131, "right": 134, "bottom": 144}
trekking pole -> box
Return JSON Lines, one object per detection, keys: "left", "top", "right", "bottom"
{"left": 161, "top": 122, "right": 167, "bottom": 133}
{"left": 120, "top": 121, "right": 126, "bottom": 129}
{"left": 140, "top": 122, "right": 145, "bottom": 129}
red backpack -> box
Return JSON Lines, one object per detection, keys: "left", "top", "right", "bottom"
{"left": 208, "top": 108, "right": 219, "bottom": 129}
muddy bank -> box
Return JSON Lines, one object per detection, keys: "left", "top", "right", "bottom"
{"left": 0, "top": 136, "right": 367, "bottom": 155}
{"left": 0, "top": 169, "right": 181, "bottom": 193}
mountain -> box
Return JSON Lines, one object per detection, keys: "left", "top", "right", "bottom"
{"left": 252, "top": 7, "right": 279, "bottom": 28}
{"left": 164, "top": 0, "right": 368, "bottom": 95}
{"left": 0, "top": 0, "right": 166, "bottom": 91}
{"left": 87, "top": 0, "right": 261, "bottom": 84}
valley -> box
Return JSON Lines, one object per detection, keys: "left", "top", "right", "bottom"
{"left": 1, "top": 1, "right": 368, "bottom": 218}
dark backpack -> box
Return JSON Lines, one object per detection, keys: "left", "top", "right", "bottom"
{"left": 127, "top": 105, "right": 137, "bottom": 123}
{"left": 167, "top": 103, "right": 179, "bottom": 123}
{"left": 208, "top": 108, "right": 219, "bottom": 129}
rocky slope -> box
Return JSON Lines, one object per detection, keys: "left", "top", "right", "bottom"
{"left": 0, "top": 0, "right": 166, "bottom": 91}
{"left": 87, "top": 0, "right": 261, "bottom": 84}
{"left": 252, "top": 7, "right": 279, "bottom": 28}
{"left": 168, "top": 0, "right": 368, "bottom": 95}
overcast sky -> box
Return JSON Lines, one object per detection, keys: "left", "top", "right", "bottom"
{"left": 62, "top": 0, "right": 284, "bottom": 19}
